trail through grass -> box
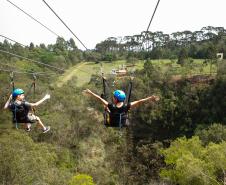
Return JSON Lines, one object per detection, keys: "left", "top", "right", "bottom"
{"left": 55, "top": 62, "right": 87, "bottom": 87}
{"left": 55, "top": 60, "right": 144, "bottom": 87}
{"left": 55, "top": 59, "right": 216, "bottom": 87}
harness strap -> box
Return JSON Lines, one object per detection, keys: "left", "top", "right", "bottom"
{"left": 10, "top": 72, "right": 18, "bottom": 129}
{"left": 32, "top": 74, "right": 36, "bottom": 98}
{"left": 25, "top": 73, "right": 36, "bottom": 98}
{"left": 102, "top": 75, "right": 133, "bottom": 128}
{"left": 102, "top": 75, "right": 109, "bottom": 126}
{"left": 10, "top": 72, "right": 15, "bottom": 91}
{"left": 119, "top": 113, "right": 122, "bottom": 128}
{"left": 126, "top": 79, "right": 133, "bottom": 105}
{"left": 32, "top": 74, "right": 37, "bottom": 114}
{"left": 125, "top": 78, "right": 133, "bottom": 126}
{"left": 14, "top": 105, "right": 18, "bottom": 129}
{"left": 101, "top": 75, "right": 108, "bottom": 99}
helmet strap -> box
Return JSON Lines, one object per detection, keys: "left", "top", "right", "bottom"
{"left": 113, "top": 96, "right": 118, "bottom": 104}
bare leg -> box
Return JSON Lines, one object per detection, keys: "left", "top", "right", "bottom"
{"left": 35, "top": 116, "right": 46, "bottom": 130}
{"left": 35, "top": 116, "right": 50, "bottom": 133}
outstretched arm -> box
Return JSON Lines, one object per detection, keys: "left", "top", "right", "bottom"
{"left": 130, "top": 95, "right": 159, "bottom": 109}
{"left": 30, "top": 94, "right": 50, "bottom": 107}
{"left": 4, "top": 94, "right": 12, "bottom": 109}
{"left": 84, "top": 89, "right": 108, "bottom": 106}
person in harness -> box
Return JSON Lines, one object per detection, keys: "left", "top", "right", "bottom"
{"left": 4, "top": 88, "right": 50, "bottom": 133}
{"left": 84, "top": 89, "right": 160, "bottom": 127}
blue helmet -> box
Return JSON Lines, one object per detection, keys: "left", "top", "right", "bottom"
{"left": 12, "top": 88, "right": 24, "bottom": 98}
{"left": 113, "top": 90, "right": 126, "bottom": 102}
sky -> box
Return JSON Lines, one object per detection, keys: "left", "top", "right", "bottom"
{"left": 1, "top": 0, "right": 226, "bottom": 50}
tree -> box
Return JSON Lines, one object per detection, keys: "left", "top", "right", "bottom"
{"left": 0, "top": 131, "right": 70, "bottom": 185}
{"left": 160, "top": 136, "right": 226, "bottom": 185}
{"left": 195, "top": 123, "right": 226, "bottom": 145}
{"left": 67, "top": 38, "right": 78, "bottom": 50}
{"left": 206, "top": 43, "right": 217, "bottom": 74}
{"left": 29, "top": 42, "right": 34, "bottom": 50}
{"left": 54, "top": 37, "right": 68, "bottom": 55}
{"left": 83, "top": 50, "right": 101, "bottom": 62}
{"left": 178, "top": 47, "right": 188, "bottom": 65}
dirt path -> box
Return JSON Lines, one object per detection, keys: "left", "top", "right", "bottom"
{"left": 55, "top": 62, "right": 87, "bottom": 88}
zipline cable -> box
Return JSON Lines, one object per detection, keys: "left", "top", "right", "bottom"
{"left": 0, "top": 34, "right": 58, "bottom": 54}
{"left": 0, "top": 34, "right": 26, "bottom": 47}
{"left": 10, "top": 72, "right": 15, "bottom": 90}
{"left": 0, "top": 49, "right": 100, "bottom": 78}
{"left": 0, "top": 62, "right": 57, "bottom": 75}
{"left": 0, "top": 68, "right": 57, "bottom": 76}
{"left": 0, "top": 49, "right": 65, "bottom": 72}
{"left": 143, "top": 0, "right": 161, "bottom": 47}
{"left": 42, "top": 0, "right": 88, "bottom": 50}
{"left": 6, "top": 0, "right": 61, "bottom": 38}
{"left": 0, "top": 63, "right": 18, "bottom": 69}
{"left": 145, "top": 0, "right": 161, "bottom": 33}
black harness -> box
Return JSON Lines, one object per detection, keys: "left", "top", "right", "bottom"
{"left": 10, "top": 101, "right": 30, "bottom": 124}
{"left": 102, "top": 77, "right": 133, "bottom": 128}
{"left": 8, "top": 73, "right": 37, "bottom": 128}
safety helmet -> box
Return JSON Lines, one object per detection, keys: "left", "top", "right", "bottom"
{"left": 12, "top": 88, "right": 24, "bottom": 98}
{"left": 113, "top": 90, "right": 126, "bottom": 102}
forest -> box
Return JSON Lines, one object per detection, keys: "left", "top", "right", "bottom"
{"left": 0, "top": 26, "right": 226, "bottom": 185}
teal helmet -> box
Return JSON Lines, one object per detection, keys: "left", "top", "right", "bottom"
{"left": 113, "top": 90, "right": 126, "bottom": 102}
{"left": 12, "top": 88, "right": 24, "bottom": 98}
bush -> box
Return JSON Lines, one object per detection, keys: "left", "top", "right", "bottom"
{"left": 195, "top": 123, "right": 226, "bottom": 145}
{"left": 68, "top": 174, "right": 95, "bottom": 185}
{"left": 160, "top": 136, "right": 226, "bottom": 185}
{"left": 0, "top": 131, "right": 73, "bottom": 185}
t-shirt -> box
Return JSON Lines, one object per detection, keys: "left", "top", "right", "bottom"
{"left": 107, "top": 103, "right": 131, "bottom": 127}
{"left": 9, "top": 101, "right": 32, "bottom": 123}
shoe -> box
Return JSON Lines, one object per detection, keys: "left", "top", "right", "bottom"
{"left": 43, "top": 126, "right": 50, "bottom": 133}
{"left": 26, "top": 127, "right": 31, "bottom": 132}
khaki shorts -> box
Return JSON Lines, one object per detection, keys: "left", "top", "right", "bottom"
{"left": 27, "top": 113, "right": 38, "bottom": 123}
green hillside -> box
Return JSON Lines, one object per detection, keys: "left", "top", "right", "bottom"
{"left": 55, "top": 59, "right": 217, "bottom": 88}
{"left": 1, "top": 27, "right": 226, "bottom": 184}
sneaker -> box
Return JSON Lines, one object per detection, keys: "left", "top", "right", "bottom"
{"left": 43, "top": 126, "right": 50, "bottom": 133}
{"left": 26, "top": 127, "right": 31, "bottom": 132}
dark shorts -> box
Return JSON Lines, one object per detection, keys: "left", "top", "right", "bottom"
{"left": 14, "top": 113, "right": 38, "bottom": 124}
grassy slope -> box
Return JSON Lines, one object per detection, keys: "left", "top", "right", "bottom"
{"left": 55, "top": 59, "right": 216, "bottom": 87}
{"left": 55, "top": 62, "right": 87, "bottom": 87}
{"left": 0, "top": 58, "right": 219, "bottom": 184}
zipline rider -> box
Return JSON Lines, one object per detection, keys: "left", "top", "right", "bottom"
{"left": 84, "top": 89, "right": 160, "bottom": 128}
{"left": 4, "top": 88, "right": 50, "bottom": 133}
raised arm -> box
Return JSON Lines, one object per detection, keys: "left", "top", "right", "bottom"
{"left": 130, "top": 95, "right": 159, "bottom": 109}
{"left": 30, "top": 94, "right": 50, "bottom": 107}
{"left": 4, "top": 94, "right": 12, "bottom": 109}
{"left": 84, "top": 89, "right": 108, "bottom": 106}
